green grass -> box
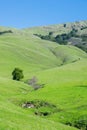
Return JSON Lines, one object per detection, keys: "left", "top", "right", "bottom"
{"left": 0, "top": 78, "right": 78, "bottom": 130}
{"left": 0, "top": 22, "right": 87, "bottom": 129}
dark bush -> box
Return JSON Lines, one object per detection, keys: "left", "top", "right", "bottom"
{"left": 12, "top": 68, "right": 24, "bottom": 81}
{"left": 73, "top": 116, "right": 87, "bottom": 129}
{"left": 65, "top": 115, "right": 87, "bottom": 130}
{"left": 63, "top": 24, "right": 66, "bottom": 27}
{"left": 81, "top": 26, "right": 87, "bottom": 30}
{"left": 35, "top": 111, "right": 50, "bottom": 116}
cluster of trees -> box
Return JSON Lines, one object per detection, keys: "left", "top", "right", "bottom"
{"left": 74, "top": 34, "right": 87, "bottom": 53}
{"left": 34, "top": 29, "right": 78, "bottom": 45}
{"left": 81, "top": 35, "right": 87, "bottom": 41}
{"left": 75, "top": 42, "right": 87, "bottom": 53}
{"left": 34, "top": 28, "right": 87, "bottom": 53}
{"left": 0, "top": 30, "right": 13, "bottom": 35}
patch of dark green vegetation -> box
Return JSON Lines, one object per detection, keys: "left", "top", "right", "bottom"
{"left": 75, "top": 43, "right": 87, "bottom": 53}
{"left": 81, "top": 26, "right": 87, "bottom": 30}
{"left": 34, "top": 27, "right": 87, "bottom": 53}
{"left": 74, "top": 35, "right": 87, "bottom": 53}
{"left": 65, "top": 115, "right": 87, "bottom": 130}
{"left": 0, "top": 30, "right": 13, "bottom": 35}
{"left": 22, "top": 100, "right": 61, "bottom": 116}
{"left": 81, "top": 35, "right": 87, "bottom": 42}
{"left": 12, "top": 68, "right": 24, "bottom": 81}
{"left": 34, "top": 28, "right": 78, "bottom": 45}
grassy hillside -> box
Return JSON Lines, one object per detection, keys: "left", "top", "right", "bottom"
{"left": 24, "top": 20, "right": 87, "bottom": 35}
{"left": 0, "top": 21, "right": 87, "bottom": 130}
{"left": 25, "top": 21, "right": 87, "bottom": 53}
{"left": 0, "top": 78, "right": 78, "bottom": 130}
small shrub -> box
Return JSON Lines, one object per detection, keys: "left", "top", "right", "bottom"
{"left": 35, "top": 111, "right": 50, "bottom": 116}
{"left": 27, "top": 76, "right": 45, "bottom": 90}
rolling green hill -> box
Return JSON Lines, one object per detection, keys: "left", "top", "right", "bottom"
{"left": 26, "top": 21, "right": 87, "bottom": 53}
{"left": 0, "top": 21, "right": 87, "bottom": 130}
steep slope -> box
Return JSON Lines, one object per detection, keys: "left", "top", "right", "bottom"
{"left": 0, "top": 26, "right": 87, "bottom": 78}
{"left": 0, "top": 33, "right": 60, "bottom": 78}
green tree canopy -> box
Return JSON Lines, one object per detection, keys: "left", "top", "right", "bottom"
{"left": 12, "top": 68, "right": 24, "bottom": 81}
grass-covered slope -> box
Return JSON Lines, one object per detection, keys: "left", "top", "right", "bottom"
{"left": 0, "top": 28, "right": 86, "bottom": 78}
{"left": 0, "top": 78, "right": 78, "bottom": 130}
{"left": 0, "top": 22, "right": 87, "bottom": 130}
{"left": 24, "top": 20, "right": 87, "bottom": 35}
{"left": 24, "top": 20, "right": 87, "bottom": 53}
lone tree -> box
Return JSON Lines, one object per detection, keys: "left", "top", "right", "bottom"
{"left": 12, "top": 68, "right": 24, "bottom": 81}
